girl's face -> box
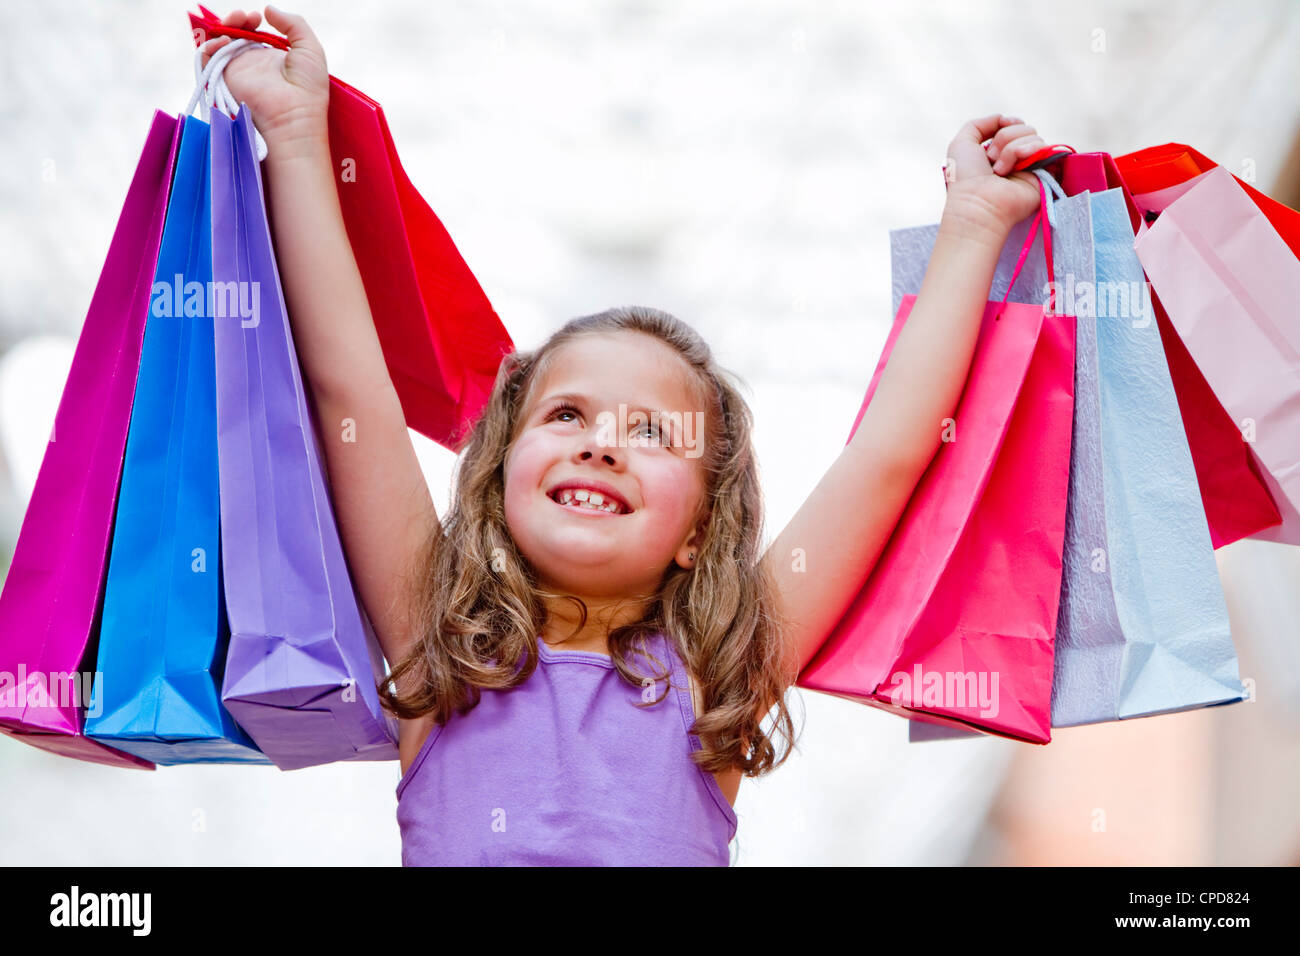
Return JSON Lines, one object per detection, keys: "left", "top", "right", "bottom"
{"left": 503, "top": 331, "right": 709, "bottom": 599}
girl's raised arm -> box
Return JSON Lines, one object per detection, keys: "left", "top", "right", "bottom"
{"left": 208, "top": 7, "right": 438, "bottom": 673}
{"left": 762, "top": 114, "right": 1047, "bottom": 678}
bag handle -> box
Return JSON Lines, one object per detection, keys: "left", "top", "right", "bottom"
{"left": 185, "top": 14, "right": 272, "bottom": 160}
{"left": 1013, "top": 143, "right": 1077, "bottom": 172}
{"left": 942, "top": 142, "right": 1075, "bottom": 191}
{"left": 189, "top": 4, "right": 292, "bottom": 51}
{"left": 938, "top": 142, "right": 1072, "bottom": 319}
{"left": 992, "top": 167, "right": 1064, "bottom": 320}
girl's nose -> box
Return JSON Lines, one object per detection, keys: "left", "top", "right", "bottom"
{"left": 577, "top": 430, "right": 622, "bottom": 467}
{"left": 579, "top": 448, "right": 619, "bottom": 466}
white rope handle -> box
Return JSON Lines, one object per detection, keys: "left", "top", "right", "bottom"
{"left": 1032, "top": 168, "right": 1067, "bottom": 229}
{"left": 185, "top": 38, "right": 270, "bottom": 161}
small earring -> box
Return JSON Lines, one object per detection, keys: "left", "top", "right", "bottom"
{"left": 688, "top": 552, "right": 695, "bottom": 561}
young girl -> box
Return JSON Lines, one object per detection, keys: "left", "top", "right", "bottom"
{"left": 204, "top": 6, "right": 1049, "bottom": 866}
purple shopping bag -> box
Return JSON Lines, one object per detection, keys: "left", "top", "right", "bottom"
{"left": 211, "top": 107, "right": 398, "bottom": 770}
{"left": 0, "top": 112, "right": 183, "bottom": 769}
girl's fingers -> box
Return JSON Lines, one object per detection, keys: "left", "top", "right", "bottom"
{"left": 264, "top": 6, "right": 327, "bottom": 61}
{"left": 198, "top": 34, "right": 233, "bottom": 69}
{"left": 985, "top": 123, "right": 1038, "bottom": 160}
{"left": 992, "top": 134, "right": 1046, "bottom": 175}
{"left": 954, "top": 113, "right": 1005, "bottom": 147}
{"left": 219, "top": 8, "right": 262, "bottom": 31}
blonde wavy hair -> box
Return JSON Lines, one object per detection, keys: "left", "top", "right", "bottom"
{"left": 379, "top": 305, "right": 798, "bottom": 777}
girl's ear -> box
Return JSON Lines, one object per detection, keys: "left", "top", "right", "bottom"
{"left": 675, "top": 519, "right": 707, "bottom": 570}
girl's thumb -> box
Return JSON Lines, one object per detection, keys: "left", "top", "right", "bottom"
{"left": 263, "top": 5, "right": 322, "bottom": 56}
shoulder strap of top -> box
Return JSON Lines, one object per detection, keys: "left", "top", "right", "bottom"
{"left": 650, "top": 631, "right": 705, "bottom": 722}
{"left": 686, "top": 670, "right": 704, "bottom": 721}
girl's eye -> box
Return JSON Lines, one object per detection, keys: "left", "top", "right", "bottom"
{"left": 539, "top": 404, "right": 672, "bottom": 449}
{"left": 546, "top": 402, "right": 580, "bottom": 423}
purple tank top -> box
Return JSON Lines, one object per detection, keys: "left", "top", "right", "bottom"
{"left": 395, "top": 631, "right": 737, "bottom": 865}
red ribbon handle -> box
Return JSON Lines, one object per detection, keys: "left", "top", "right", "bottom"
{"left": 1011, "top": 143, "right": 1076, "bottom": 173}
{"left": 942, "top": 142, "right": 1075, "bottom": 191}
{"left": 188, "top": 4, "right": 291, "bottom": 49}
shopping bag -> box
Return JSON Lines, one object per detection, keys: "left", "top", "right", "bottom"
{"left": 1060, "top": 151, "right": 1282, "bottom": 549}
{"left": 188, "top": 5, "right": 513, "bottom": 449}
{"left": 83, "top": 116, "right": 269, "bottom": 764}
{"left": 799, "top": 175, "right": 1077, "bottom": 743}
{"left": 903, "top": 179, "right": 1095, "bottom": 744}
{"left": 211, "top": 107, "right": 399, "bottom": 770}
{"left": 1051, "top": 187, "right": 1245, "bottom": 724}
{"left": 1133, "top": 165, "right": 1300, "bottom": 546}
{"left": 0, "top": 112, "right": 183, "bottom": 770}
{"left": 1116, "top": 143, "right": 1300, "bottom": 260}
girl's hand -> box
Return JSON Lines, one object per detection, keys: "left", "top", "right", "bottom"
{"left": 197, "top": 6, "right": 330, "bottom": 157}
{"left": 942, "top": 113, "right": 1046, "bottom": 235}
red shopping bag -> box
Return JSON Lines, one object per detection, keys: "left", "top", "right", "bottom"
{"left": 798, "top": 179, "right": 1076, "bottom": 744}
{"left": 189, "top": 6, "right": 513, "bottom": 449}
{"left": 1116, "top": 143, "right": 1300, "bottom": 256}
{"left": 1052, "top": 150, "right": 1283, "bottom": 549}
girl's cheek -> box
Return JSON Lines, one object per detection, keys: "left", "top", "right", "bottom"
{"left": 503, "top": 432, "right": 547, "bottom": 488}
{"left": 501, "top": 435, "right": 548, "bottom": 532}
{"left": 638, "top": 457, "right": 704, "bottom": 534}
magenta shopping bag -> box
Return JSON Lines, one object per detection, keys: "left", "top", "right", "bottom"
{"left": 0, "top": 112, "right": 183, "bottom": 769}
{"left": 210, "top": 107, "right": 398, "bottom": 770}
{"left": 799, "top": 176, "right": 1077, "bottom": 744}
{"left": 1134, "top": 166, "right": 1300, "bottom": 546}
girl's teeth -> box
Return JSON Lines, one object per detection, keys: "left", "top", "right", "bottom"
{"left": 555, "top": 489, "right": 623, "bottom": 513}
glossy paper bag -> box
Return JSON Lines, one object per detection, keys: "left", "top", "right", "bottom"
{"left": 211, "top": 108, "right": 398, "bottom": 770}
{"left": 84, "top": 116, "right": 269, "bottom": 764}
{"left": 0, "top": 113, "right": 183, "bottom": 770}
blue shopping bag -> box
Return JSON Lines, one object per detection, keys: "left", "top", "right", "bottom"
{"left": 1050, "top": 187, "right": 1246, "bottom": 725}
{"left": 84, "top": 114, "right": 269, "bottom": 764}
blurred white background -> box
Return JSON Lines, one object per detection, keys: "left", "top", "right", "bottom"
{"left": 1, "top": 0, "right": 1297, "bottom": 865}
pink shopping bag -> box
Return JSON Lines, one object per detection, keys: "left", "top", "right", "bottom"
{"left": 799, "top": 178, "right": 1076, "bottom": 744}
{"left": 1134, "top": 165, "right": 1300, "bottom": 545}
{"left": 0, "top": 112, "right": 183, "bottom": 769}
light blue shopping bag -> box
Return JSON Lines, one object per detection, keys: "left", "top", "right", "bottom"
{"left": 1049, "top": 187, "right": 1246, "bottom": 725}
{"left": 84, "top": 115, "right": 269, "bottom": 764}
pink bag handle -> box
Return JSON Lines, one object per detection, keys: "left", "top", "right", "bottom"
{"left": 992, "top": 172, "right": 1056, "bottom": 320}
{"left": 942, "top": 142, "right": 1069, "bottom": 321}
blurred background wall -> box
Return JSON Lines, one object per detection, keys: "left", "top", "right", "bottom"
{"left": 0, "top": 0, "right": 1296, "bottom": 865}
